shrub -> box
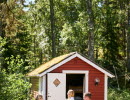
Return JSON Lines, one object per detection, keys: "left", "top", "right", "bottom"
{"left": 108, "top": 88, "right": 130, "bottom": 100}
{"left": 0, "top": 69, "right": 31, "bottom": 100}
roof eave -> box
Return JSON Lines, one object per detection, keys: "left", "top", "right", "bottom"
{"left": 27, "top": 74, "right": 40, "bottom": 77}
{"left": 107, "top": 74, "right": 115, "bottom": 78}
{"left": 28, "top": 52, "right": 115, "bottom": 78}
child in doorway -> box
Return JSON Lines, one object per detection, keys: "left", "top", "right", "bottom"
{"left": 67, "top": 89, "right": 75, "bottom": 100}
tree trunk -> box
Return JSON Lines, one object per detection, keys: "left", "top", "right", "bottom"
{"left": 127, "top": 0, "right": 130, "bottom": 71}
{"left": 50, "top": 0, "right": 56, "bottom": 58}
{"left": 85, "top": 0, "right": 95, "bottom": 61}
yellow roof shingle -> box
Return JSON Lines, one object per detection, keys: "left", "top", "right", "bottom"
{"left": 27, "top": 52, "right": 75, "bottom": 76}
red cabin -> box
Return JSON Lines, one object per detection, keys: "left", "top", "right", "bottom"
{"left": 28, "top": 52, "right": 114, "bottom": 100}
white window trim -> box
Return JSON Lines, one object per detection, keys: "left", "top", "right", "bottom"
{"left": 62, "top": 70, "right": 89, "bottom": 93}
{"left": 38, "top": 53, "right": 114, "bottom": 78}
{"left": 104, "top": 74, "right": 108, "bottom": 100}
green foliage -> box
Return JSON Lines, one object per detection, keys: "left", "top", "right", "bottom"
{"left": 26, "top": 0, "right": 130, "bottom": 88}
{"left": 5, "top": 55, "right": 31, "bottom": 74}
{"left": 0, "top": 69, "right": 31, "bottom": 100}
{"left": 0, "top": 55, "right": 31, "bottom": 100}
{"left": 0, "top": 0, "right": 33, "bottom": 98}
{"left": 0, "top": 37, "right": 6, "bottom": 67}
{"left": 0, "top": 0, "right": 130, "bottom": 99}
{"left": 108, "top": 88, "right": 130, "bottom": 100}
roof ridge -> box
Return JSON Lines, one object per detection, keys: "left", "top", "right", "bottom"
{"left": 27, "top": 52, "right": 115, "bottom": 77}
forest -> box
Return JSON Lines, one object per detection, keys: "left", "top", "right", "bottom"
{"left": 0, "top": 0, "right": 130, "bottom": 100}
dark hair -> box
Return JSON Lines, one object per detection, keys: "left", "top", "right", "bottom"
{"left": 35, "top": 95, "right": 43, "bottom": 100}
{"left": 84, "top": 92, "right": 92, "bottom": 99}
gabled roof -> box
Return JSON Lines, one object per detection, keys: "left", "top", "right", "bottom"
{"left": 27, "top": 52, "right": 75, "bottom": 77}
{"left": 27, "top": 52, "right": 115, "bottom": 78}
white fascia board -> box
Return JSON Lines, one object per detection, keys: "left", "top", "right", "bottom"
{"left": 76, "top": 53, "right": 115, "bottom": 78}
{"left": 38, "top": 52, "right": 115, "bottom": 78}
{"left": 38, "top": 54, "right": 77, "bottom": 77}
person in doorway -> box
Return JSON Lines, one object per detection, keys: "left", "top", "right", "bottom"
{"left": 83, "top": 92, "right": 92, "bottom": 100}
{"left": 35, "top": 95, "right": 43, "bottom": 100}
{"left": 67, "top": 89, "right": 83, "bottom": 100}
{"left": 67, "top": 89, "right": 75, "bottom": 100}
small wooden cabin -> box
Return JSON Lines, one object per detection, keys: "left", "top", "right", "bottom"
{"left": 28, "top": 52, "right": 115, "bottom": 100}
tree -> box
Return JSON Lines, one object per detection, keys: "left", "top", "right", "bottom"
{"left": 50, "top": 0, "right": 56, "bottom": 57}
{"left": 85, "top": 0, "right": 95, "bottom": 61}
{"left": 0, "top": 0, "right": 33, "bottom": 72}
{"left": 127, "top": 0, "right": 130, "bottom": 72}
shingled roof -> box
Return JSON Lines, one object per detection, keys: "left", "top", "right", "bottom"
{"left": 27, "top": 52, "right": 115, "bottom": 78}
{"left": 27, "top": 52, "right": 75, "bottom": 76}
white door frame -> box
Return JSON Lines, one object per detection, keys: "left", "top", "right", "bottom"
{"left": 39, "top": 75, "right": 46, "bottom": 100}
{"left": 62, "top": 70, "right": 89, "bottom": 93}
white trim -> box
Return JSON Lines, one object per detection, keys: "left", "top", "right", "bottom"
{"left": 39, "top": 77, "right": 45, "bottom": 96}
{"left": 38, "top": 53, "right": 115, "bottom": 78}
{"left": 38, "top": 54, "right": 77, "bottom": 77}
{"left": 42, "top": 75, "right": 46, "bottom": 100}
{"left": 63, "top": 70, "right": 89, "bottom": 74}
{"left": 63, "top": 70, "right": 89, "bottom": 93}
{"left": 76, "top": 54, "right": 114, "bottom": 78}
{"left": 104, "top": 74, "right": 108, "bottom": 100}
{"left": 39, "top": 77, "right": 42, "bottom": 93}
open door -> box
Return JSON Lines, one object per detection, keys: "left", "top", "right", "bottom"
{"left": 66, "top": 74, "right": 84, "bottom": 99}
{"left": 47, "top": 73, "right": 66, "bottom": 100}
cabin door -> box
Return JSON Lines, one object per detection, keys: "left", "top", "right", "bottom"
{"left": 47, "top": 73, "right": 66, "bottom": 100}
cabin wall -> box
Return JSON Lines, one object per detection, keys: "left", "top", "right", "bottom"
{"left": 30, "top": 77, "right": 39, "bottom": 98}
{"left": 50, "top": 57, "right": 104, "bottom": 100}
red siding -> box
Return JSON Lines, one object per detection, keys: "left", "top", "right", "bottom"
{"left": 50, "top": 57, "right": 105, "bottom": 100}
